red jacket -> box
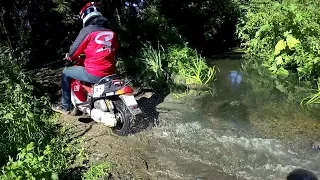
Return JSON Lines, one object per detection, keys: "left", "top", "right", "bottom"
{"left": 67, "top": 17, "right": 119, "bottom": 77}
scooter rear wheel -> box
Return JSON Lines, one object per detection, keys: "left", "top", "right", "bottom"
{"left": 112, "top": 99, "right": 133, "bottom": 136}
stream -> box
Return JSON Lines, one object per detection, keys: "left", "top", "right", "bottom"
{"left": 121, "top": 58, "right": 320, "bottom": 179}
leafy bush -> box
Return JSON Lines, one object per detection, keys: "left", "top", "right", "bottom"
{"left": 236, "top": 0, "right": 320, "bottom": 105}
{"left": 0, "top": 140, "right": 84, "bottom": 180}
{"left": 0, "top": 49, "right": 86, "bottom": 179}
{"left": 237, "top": 0, "right": 320, "bottom": 82}
{"left": 0, "top": 49, "right": 58, "bottom": 166}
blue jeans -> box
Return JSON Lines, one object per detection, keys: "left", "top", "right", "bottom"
{"left": 61, "top": 66, "right": 102, "bottom": 110}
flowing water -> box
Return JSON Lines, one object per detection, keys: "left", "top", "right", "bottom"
{"left": 131, "top": 58, "right": 320, "bottom": 180}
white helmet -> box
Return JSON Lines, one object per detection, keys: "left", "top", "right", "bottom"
{"left": 79, "top": 2, "right": 102, "bottom": 26}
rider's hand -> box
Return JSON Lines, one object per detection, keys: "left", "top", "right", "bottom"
{"left": 64, "top": 53, "right": 69, "bottom": 60}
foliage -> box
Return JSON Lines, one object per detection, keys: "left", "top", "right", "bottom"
{"left": 139, "top": 43, "right": 216, "bottom": 93}
{"left": 158, "top": 0, "right": 241, "bottom": 55}
{"left": 0, "top": 139, "right": 84, "bottom": 180}
{"left": 236, "top": 0, "right": 320, "bottom": 105}
{"left": 0, "top": 50, "right": 87, "bottom": 179}
{"left": 237, "top": 0, "right": 320, "bottom": 81}
{"left": 300, "top": 82, "right": 320, "bottom": 107}
{"left": 0, "top": 49, "right": 57, "bottom": 166}
{"left": 82, "top": 162, "right": 113, "bottom": 180}
{"left": 168, "top": 46, "right": 216, "bottom": 87}
{"left": 139, "top": 42, "right": 169, "bottom": 87}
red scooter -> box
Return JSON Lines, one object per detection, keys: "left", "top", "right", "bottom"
{"left": 66, "top": 54, "right": 142, "bottom": 136}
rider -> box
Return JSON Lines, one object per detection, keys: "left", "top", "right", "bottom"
{"left": 52, "top": 1, "right": 119, "bottom": 115}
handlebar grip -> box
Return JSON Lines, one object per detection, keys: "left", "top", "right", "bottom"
{"left": 79, "top": 54, "right": 86, "bottom": 59}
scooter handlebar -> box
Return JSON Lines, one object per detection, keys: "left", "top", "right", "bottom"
{"left": 63, "top": 53, "right": 86, "bottom": 67}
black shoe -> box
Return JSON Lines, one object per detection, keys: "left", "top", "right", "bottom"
{"left": 52, "top": 105, "right": 70, "bottom": 115}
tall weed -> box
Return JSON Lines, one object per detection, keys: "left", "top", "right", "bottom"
{"left": 139, "top": 43, "right": 216, "bottom": 92}
{"left": 140, "top": 42, "right": 168, "bottom": 87}
{"left": 168, "top": 46, "right": 216, "bottom": 87}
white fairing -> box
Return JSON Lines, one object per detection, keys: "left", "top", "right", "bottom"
{"left": 86, "top": 108, "right": 117, "bottom": 127}
{"left": 94, "top": 99, "right": 108, "bottom": 111}
{"left": 71, "top": 90, "right": 117, "bottom": 127}
{"left": 71, "top": 91, "right": 80, "bottom": 106}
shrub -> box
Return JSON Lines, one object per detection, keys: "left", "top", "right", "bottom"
{"left": 236, "top": 0, "right": 320, "bottom": 105}
{"left": 0, "top": 49, "right": 58, "bottom": 166}
{"left": 0, "top": 48, "right": 85, "bottom": 178}
{"left": 237, "top": 0, "right": 320, "bottom": 82}
{"left": 0, "top": 139, "right": 84, "bottom": 180}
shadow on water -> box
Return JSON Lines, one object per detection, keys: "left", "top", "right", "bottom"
{"left": 133, "top": 89, "right": 170, "bottom": 134}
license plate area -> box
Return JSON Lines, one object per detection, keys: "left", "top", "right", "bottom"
{"left": 120, "top": 95, "right": 142, "bottom": 115}
{"left": 121, "top": 94, "right": 138, "bottom": 106}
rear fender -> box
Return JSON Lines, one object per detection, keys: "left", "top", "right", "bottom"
{"left": 119, "top": 94, "right": 142, "bottom": 116}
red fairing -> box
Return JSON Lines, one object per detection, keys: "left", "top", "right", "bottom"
{"left": 71, "top": 79, "right": 88, "bottom": 102}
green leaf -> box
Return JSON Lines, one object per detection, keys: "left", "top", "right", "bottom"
{"left": 276, "top": 67, "right": 289, "bottom": 77}
{"left": 286, "top": 34, "right": 300, "bottom": 49}
{"left": 275, "top": 56, "right": 284, "bottom": 65}
{"left": 274, "top": 40, "right": 287, "bottom": 55}
{"left": 268, "top": 65, "right": 277, "bottom": 72}
{"left": 51, "top": 172, "right": 59, "bottom": 180}
{"left": 275, "top": 80, "right": 287, "bottom": 93}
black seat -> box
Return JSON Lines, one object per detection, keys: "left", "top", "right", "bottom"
{"left": 80, "top": 81, "right": 94, "bottom": 86}
{"left": 79, "top": 74, "right": 122, "bottom": 86}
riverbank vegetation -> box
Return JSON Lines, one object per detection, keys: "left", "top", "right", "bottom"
{"left": 1, "top": 0, "right": 320, "bottom": 178}
{"left": 235, "top": 0, "right": 320, "bottom": 106}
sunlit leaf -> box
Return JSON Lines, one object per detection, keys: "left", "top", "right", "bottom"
{"left": 286, "top": 34, "right": 300, "bottom": 49}
{"left": 274, "top": 40, "right": 287, "bottom": 55}
{"left": 275, "top": 56, "right": 284, "bottom": 65}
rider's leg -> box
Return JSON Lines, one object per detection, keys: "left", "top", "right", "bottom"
{"left": 52, "top": 66, "right": 102, "bottom": 115}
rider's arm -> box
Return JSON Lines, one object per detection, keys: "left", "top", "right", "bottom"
{"left": 112, "top": 32, "right": 119, "bottom": 52}
{"left": 67, "top": 28, "right": 90, "bottom": 61}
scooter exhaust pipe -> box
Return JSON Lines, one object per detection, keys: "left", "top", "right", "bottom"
{"left": 85, "top": 108, "right": 117, "bottom": 127}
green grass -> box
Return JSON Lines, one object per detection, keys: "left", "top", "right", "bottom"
{"left": 139, "top": 43, "right": 216, "bottom": 95}
{"left": 300, "top": 83, "right": 320, "bottom": 107}
{"left": 82, "top": 162, "right": 113, "bottom": 180}
{"left": 140, "top": 42, "right": 168, "bottom": 87}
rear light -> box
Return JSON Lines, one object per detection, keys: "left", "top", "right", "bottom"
{"left": 116, "top": 86, "right": 133, "bottom": 95}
